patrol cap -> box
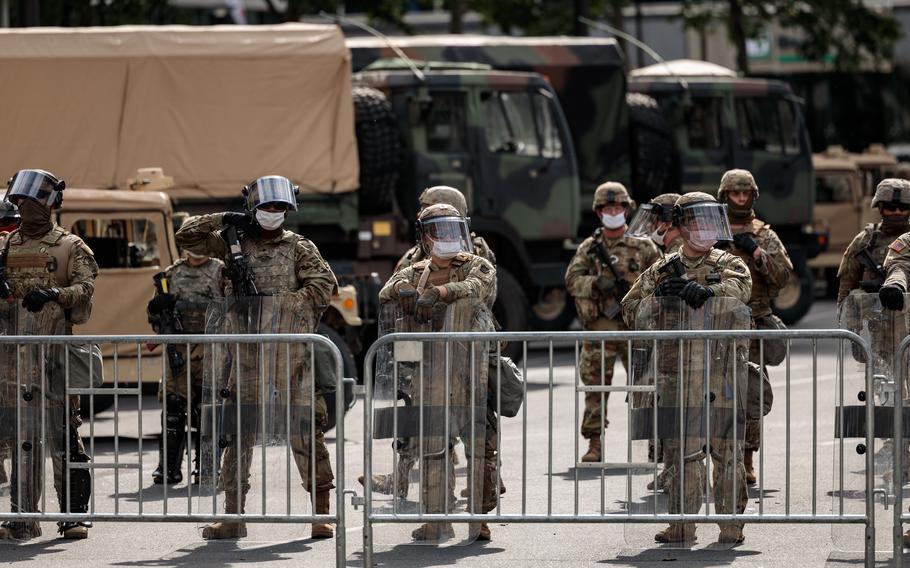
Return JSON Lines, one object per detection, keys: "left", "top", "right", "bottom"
{"left": 6, "top": 169, "right": 65, "bottom": 207}
{"left": 418, "top": 186, "right": 468, "bottom": 217}
{"left": 592, "top": 181, "right": 635, "bottom": 210}
{"left": 871, "top": 178, "right": 910, "bottom": 208}
{"left": 717, "top": 169, "right": 759, "bottom": 199}
{"left": 242, "top": 175, "right": 299, "bottom": 211}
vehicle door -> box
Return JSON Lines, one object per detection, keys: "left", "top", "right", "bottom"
{"left": 676, "top": 95, "right": 729, "bottom": 193}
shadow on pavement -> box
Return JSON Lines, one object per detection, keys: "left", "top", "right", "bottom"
{"left": 600, "top": 545, "right": 761, "bottom": 565}
{"left": 349, "top": 542, "right": 505, "bottom": 567}
{"left": 108, "top": 539, "right": 313, "bottom": 567}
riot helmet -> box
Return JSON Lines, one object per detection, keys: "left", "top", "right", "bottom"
{"left": 242, "top": 175, "right": 299, "bottom": 212}
{"left": 674, "top": 192, "right": 733, "bottom": 251}
{"left": 416, "top": 203, "right": 473, "bottom": 259}
{"left": 418, "top": 185, "right": 468, "bottom": 217}
{"left": 627, "top": 193, "right": 680, "bottom": 238}
{"left": 6, "top": 169, "right": 65, "bottom": 208}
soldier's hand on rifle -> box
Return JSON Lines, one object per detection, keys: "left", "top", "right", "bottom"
{"left": 147, "top": 293, "right": 177, "bottom": 314}
{"left": 594, "top": 275, "right": 615, "bottom": 298}
{"left": 679, "top": 281, "right": 713, "bottom": 309}
{"left": 23, "top": 287, "right": 59, "bottom": 313}
{"left": 222, "top": 212, "right": 254, "bottom": 233}
{"left": 397, "top": 282, "right": 418, "bottom": 314}
{"left": 655, "top": 276, "right": 687, "bottom": 297}
{"left": 415, "top": 287, "right": 442, "bottom": 322}
{"left": 733, "top": 233, "right": 759, "bottom": 256}
{"left": 880, "top": 284, "right": 905, "bottom": 311}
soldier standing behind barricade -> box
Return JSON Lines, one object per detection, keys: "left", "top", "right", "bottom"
{"left": 715, "top": 169, "right": 790, "bottom": 486}
{"left": 627, "top": 193, "right": 684, "bottom": 258}
{"left": 622, "top": 191, "right": 752, "bottom": 545}
{"left": 0, "top": 169, "right": 98, "bottom": 540}
{"left": 362, "top": 186, "right": 507, "bottom": 533}
{"left": 175, "top": 175, "right": 338, "bottom": 540}
{"left": 378, "top": 203, "right": 497, "bottom": 541}
{"left": 837, "top": 178, "right": 910, "bottom": 307}
{"left": 146, "top": 247, "right": 225, "bottom": 486}
{"left": 565, "top": 182, "right": 659, "bottom": 463}
{"left": 0, "top": 201, "right": 18, "bottom": 494}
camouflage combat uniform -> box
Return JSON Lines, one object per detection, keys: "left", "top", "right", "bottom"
{"left": 565, "top": 228, "right": 659, "bottom": 441}
{"left": 622, "top": 248, "right": 752, "bottom": 531}
{"left": 838, "top": 223, "right": 903, "bottom": 306}
{"left": 0, "top": 224, "right": 98, "bottom": 539}
{"left": 176, "top": 213, "right": 338, "bottom": 513}
{"left": 396, "top": 235, "right": 496, "bottom": 304}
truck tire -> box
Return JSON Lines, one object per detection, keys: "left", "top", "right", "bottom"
{"left": 493, "top": 268, "right": 529, "bottom": 361}
{"left": 318, "top": 323, "right": 357, "bottom": 433}
{"left": 772, "top": 262, "right": 815, "bottom": 325}
{"left": 529, "top": 287, "right": 577, "bottom": 332}
{"left": 627, "top": 92, "right": 674, "bottom": 199}
{"left": 352, "top": 86, "right": 400, "bottom": 215}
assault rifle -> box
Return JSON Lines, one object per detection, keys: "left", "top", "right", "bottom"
{"left": 590, "top": 231, "right": 632, "bottom": 319}
{"left": 658, "top": 255, "right": 686, "bottom": 280}
{"left": 222, "top": 225, "right": 259, "bottom": 298}
{"left": 151, "top": 272, "right": 185, "bottom": 374}
{"left": 855, "top": 248, "right": 887, "bottom": 293}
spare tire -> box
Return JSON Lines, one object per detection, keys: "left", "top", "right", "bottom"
{"left": 353, "top": 86, "right": 401, "bottom": 214}
{"left": 627, "top": 92, "right": 674, "bottom": 199}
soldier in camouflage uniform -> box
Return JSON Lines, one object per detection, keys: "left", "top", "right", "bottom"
{"left": 627, "top": 193, "right": 684, "bottom": 258}
{"left": 379, "top": 203, "right": 497, "bottom": 541}
{"left": 837, "top": 178, "right": 910, "bottom": 306}
{"left": 716, "top": 169, "right": 791, "bottom": 486}
{"left": 0, "top": 169, "right": 98, "bottom": 541}
{"left": 0, "top": 200, "right": 17, "bottom": 493}
{"left": 146, "top": 249, "right": 226, "bottom": 485}
{"left": 565, "top": 182, "right": 659, "bottom": 463}
{"left": 176, "top": 175, "right": 338, "bottom": 540}
{"left": 622, "top": 192, "right": 752, "bottom": 545}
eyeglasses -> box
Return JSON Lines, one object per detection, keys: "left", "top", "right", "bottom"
{"left": 881, "top": 202, "right": 910, "bottom": 212}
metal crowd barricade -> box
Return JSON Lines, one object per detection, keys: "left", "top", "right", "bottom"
{"left": 894, "top": 336, "right": 910, "bottom": 565}
{"left": 362, "top": 328, "right": 876, "bottom": 567}
{"left": 0, "top": 332, "right": 346, "bottom": 567}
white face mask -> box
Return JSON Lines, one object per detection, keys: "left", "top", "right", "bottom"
{"left": 431, "top": 240, "right": 463, "bottom": 259}
{"left": 649, "top": 228, "right": 665, "bottom": 247}
{"left": 255, "top": 209, "right": 285, "bottom": 231}
{"left": 687, "top": 234, "right": 716, "bottom": 252}
{"left": 601, "top": 211, "right": 625, "bottom": 230}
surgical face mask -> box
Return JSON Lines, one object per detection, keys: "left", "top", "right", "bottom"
{"left": 431, "top": 239, "right": 462, "bottom": 259}
{"left": 601, "top": 211, "right": 625, "bottom": 230}
{"left": 255, "top": 209, "right": 285, "bottom": 231}
{"left": 649, "top": 228, "right": 665, "bottom": 247}
{"left": 687, "top": 234, "right": 716, "bottom": 252}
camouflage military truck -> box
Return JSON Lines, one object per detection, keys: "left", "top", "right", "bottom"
{"left": 348, "top": 38, "right": 823, "bottom": 324}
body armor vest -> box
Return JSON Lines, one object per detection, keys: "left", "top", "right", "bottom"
{"left": 241, "top": 233, "right": 298, "bottom": 295}
{"left": 168, "top": 259, "right": 224, "bottom": 333}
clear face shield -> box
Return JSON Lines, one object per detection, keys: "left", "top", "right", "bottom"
{"left": 627, "top": 203, "right": 673, "bottom": 238}
{"left": 419, "top": 216, "right": 474, "bottom": 259}
{"left": 6, "top": 169, "right": 63, "bottom": 207}
{"left": 244, "top": 176, "right": 298, "bottom": 211}
{"left": 676, "top": 202, "right": 733, "bottom": 250}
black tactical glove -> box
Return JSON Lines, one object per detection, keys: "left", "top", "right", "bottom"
{"left": 398, "top": 282, "right": 418, "bottom": 314}
{"left": 23, "top": 288, "right": 59, "bottom": 313}
{"left": 679, "top": 281, "right": 714, "bottom": 309}
{"left": 879, "top": 284, "right": 905, "bottom": 311}
{"left": 655, "top": 276, "right": 687, "bottom": 297}
{"left": 733, "top": 233, "right": 759, "bottom": 256}
{"left": 594, "top": 275, "right": 615, "bottom": 298}
{"left": 415, "top": 287, "right": 442, "bottom": 322}
{"left": 147, "top": 293, "right": 177, "bottom": 315}
{"left": 221, "top": 212, "right": 254, "bottom": 233}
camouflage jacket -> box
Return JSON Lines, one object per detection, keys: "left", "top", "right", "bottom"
{"left": 175, "top": 213, "right": 337, "bottom": 312}
{"left": 379, "top": 252, "right": 496, "bottom": 305}
{"left": 150, "top": 258, "right": 226, "bottom": 334}
{"left": 396, "top": 233, "right": 497, "bottom": 306}
{"left": 883, "top": 232, "right": 910, "bottom": 291}
{"left": 621, "top": 248, "right": 752, "bottom": 327}
{"left": 727, "top": 219, "right": 792, "bottom": 318}
{"left": 1, "top": 225, "right": 98, "bottom": 327}
{"left": 838, "top": 223, "right": 896, "bottom": 305}
{"left": 566, "top": 229, "right": 660, "bottom": 329}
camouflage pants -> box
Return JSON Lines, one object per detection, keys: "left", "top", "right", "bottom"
{"left": 218, "top": 395, "right": 335, "bottom": 499}
{"left": 663, "top": 438, "right": 748, "bottom": 529}
{"left": 159, "top": 343, "right": 205, "bottom": 401}
{"left": 744, "top": 419, "right": 762, "bottom": 452}
{"left": 580, "top": 340, "right": 628, "bottom": 439}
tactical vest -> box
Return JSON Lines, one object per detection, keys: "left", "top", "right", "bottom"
{"left": 241, "top": 232, "right": 298, "bottom": 295}
{"left": 168, "top": 259, "right": 224, "bottom": 333}
{"left": 589, "top": 228, "right": 648, "bottom": 318}
{"left": 729, "top": 220, "right": 770, "bottom": 314}
{"left": 861, "top": 223, "right": 889, "bottom": 283}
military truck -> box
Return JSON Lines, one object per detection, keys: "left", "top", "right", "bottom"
{"left": 347, "top": 37, "right": 824, "bottom": 324}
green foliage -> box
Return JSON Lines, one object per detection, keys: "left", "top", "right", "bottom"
{"left": 470, "top": 0, "right": 629, "bottom": 35}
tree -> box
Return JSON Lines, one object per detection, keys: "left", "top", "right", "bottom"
{"left": 681, "top": 0, "right": 902, "bottom": 74}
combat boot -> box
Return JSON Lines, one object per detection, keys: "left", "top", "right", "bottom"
{"left": 718, "top": 525, "right": 745, "bottom": 544}
{"left": 647, "top": 467, "right": 672, "bottom": 493}
{"left": 311, "top": 490, "right": 333, "bottom": 539}
{"left": 744, "top": 450, "right": 756, "bottom": 485}
{"left": 654, "top": 523, "right": 696, "bottom": 543}
{"left": 153, "top": 394, "right": 187, "bottom": 485}
{"left": 475, "top": 522, "right": 491, "bottom": 541}
{"left": 58, "top": 521, "right": 90, "bottom": 539}
{"left": 357, "top": 473, "right": 409, "bottom": 499}
{"left": 411, "top": 522, "right": 455, "bottom": 541}
{"left": 0, "top": 521, "right": 41, "bottom": 540}
{"left": 582, "top": 435, "right": 602, "bottom": 463}
{"left": 202, "top": 492, "right": 247, "bottom": 539}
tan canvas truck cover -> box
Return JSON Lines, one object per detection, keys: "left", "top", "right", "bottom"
{"left": 0, "top": 24, "right": 358, "bottom": 198}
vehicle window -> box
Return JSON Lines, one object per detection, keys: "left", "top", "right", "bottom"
{"left": 482, "top": 91, "right": 542, "bottom": 157}
{"left": 736, "top": 97, "right": 786, "bottom": 153}
{"left": 778, "top": 100, "right": 801, "bottom": 155}
{"left": 684, "top": 97, "right": 723, "bottom": 150}
{"left": 533, "top": 92, "right": 563, "bottom": 159}
{"left": 815, "top": 174, "right": 854, "bottom": 204}
{"left": 70, "top": 218, "right": 160, "bottom": 269}
{"left": 425, "top": 93, "right": 466, "bottom": 153}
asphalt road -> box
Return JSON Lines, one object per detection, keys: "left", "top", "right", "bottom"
{"left": 0, "top": 299, "right": 904, "bottom": 567}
